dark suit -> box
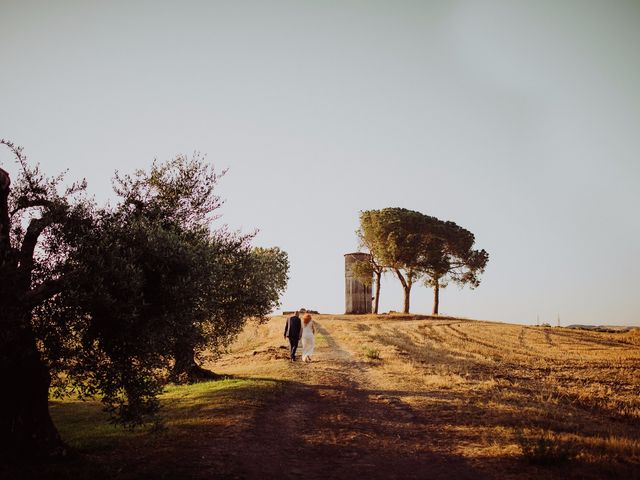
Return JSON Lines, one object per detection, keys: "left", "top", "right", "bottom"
{"left": 284, "top": 315, "right": 302, "bottom": 360}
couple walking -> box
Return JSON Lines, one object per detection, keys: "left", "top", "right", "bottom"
{"left": 283, "top": 311, "right": 316, "bottom": 362}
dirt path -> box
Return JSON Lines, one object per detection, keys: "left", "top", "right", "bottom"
{"left": 198, "top": 315, "right": 640, "bottom": 480}
{"left": 209, "top": 319, "right": 488, "bottom": 480}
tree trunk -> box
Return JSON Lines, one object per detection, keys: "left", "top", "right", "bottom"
{"left": 0, "top": 315, "right": 67, "bottom": 458}
{"left": 394, "top": 269, "right": 412, "bottom": 314}
{"left": 0, "top": 168, "right": 66, "bottom": 459}
{"left": 171, "top": 342, "right": 220, "bottom": 384}
{"left": 403, "top": 286, "right": 411, "bottom": 314}
{"left": 433, "top": 282, "right": 440, "bottom": 315}
{"left": 373, "top": 271, "right": 381, "bottom": 314}
{"left": 0, "top": 167, "right": 10, "bottom": 255}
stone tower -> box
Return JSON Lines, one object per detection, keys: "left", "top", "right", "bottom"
{"left": 344, "top": 252, "right": 372, "bottom": 314}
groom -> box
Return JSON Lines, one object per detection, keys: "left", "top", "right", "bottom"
{"left": 284, "top": 311, "right": 302, "bottom": 361}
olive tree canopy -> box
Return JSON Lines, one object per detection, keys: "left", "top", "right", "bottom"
{"left": 0, "top": 141, "right": 289, "bottom": 458}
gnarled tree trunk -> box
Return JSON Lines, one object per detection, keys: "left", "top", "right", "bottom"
{"left": 170, "top": 341, "right": 219, "bottom": 384}
{"left": 0, "top": 165, "right": 66, "bottom": 459}
{"left": 0, "top": 314, "right": 67, "bottom": 458}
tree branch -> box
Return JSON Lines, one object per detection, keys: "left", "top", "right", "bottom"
{"left": 23, "top": 277, "right": 65, "bottom": 307}
{"left": 19, "top": 216, "right": 54, "bottom": 276}
{"left": 10, "top": 197, "right": 55, "bottom": 216}
{"left": 394, "top": 268, "right": 408, "bottom": 289}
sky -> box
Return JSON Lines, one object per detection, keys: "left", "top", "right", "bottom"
{"left": 1, "top": 0, "right": 639, "bottom": 326}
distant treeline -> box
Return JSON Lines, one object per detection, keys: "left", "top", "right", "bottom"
{"left": 566, "top": 325, "right": 639, "bottom": 333}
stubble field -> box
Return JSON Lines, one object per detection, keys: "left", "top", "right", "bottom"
{"left": 216, "top": 314, "right": 640, "bottom": 479}
{"left": 8, "top": 314, "right": 639, "bottom": 480}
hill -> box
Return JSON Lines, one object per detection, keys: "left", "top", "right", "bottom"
{"left": 213, "top": 314, "right": 640, "bottom": 479}
{"left": 6, "top": 315, "right": 639, "bottom": 479}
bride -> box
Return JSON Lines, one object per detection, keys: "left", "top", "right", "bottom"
{"left": 301, "top": 313, "right": 316, "bottom": 362}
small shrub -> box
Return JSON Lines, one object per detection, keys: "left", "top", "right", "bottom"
{"left": 364, "top": 347, "right": 381, "bottom": 361}
{"left": 516, "top": 430, "right": 578, "bottom": 465}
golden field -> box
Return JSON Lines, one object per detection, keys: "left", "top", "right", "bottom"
{"left": 9, "top": 314, "right": 638, "bottom": 480}
{"left": 212, "top": 314, "right": 640, "bottom": 479}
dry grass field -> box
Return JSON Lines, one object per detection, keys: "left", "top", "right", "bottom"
{"left": 6, "top": 314, "right": 638, "bottom": 480}
{"left": 212, "top": 314, "right": 640, "bottom": 479}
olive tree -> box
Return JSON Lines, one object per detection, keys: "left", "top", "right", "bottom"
{"left": 113, "top": 158, "right": 289, "bottom": 383}
{"left": 1, "top": 139, "right": 97, "bottom": 457}
{"left": 0, "top": 141, "right": 289, "bottom": 458}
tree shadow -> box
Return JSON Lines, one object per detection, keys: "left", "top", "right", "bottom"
{"left": 238, "top": 377, "right": 488, "bottom": 480}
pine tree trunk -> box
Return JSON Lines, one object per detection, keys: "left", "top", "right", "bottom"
{"left": 0, "top": 315, "right": 67, "bottom": 458}
{"left": 394, "top": 269, "right": 411, "bottom": 314}
{"left": 433, "top": 283, "right": 440, "bottom": 315}
{"left": 373, "top": 271, "right": 381, "bottom": 314}
{"left": 403, "top": 286, "right": 411, "bottom": 314}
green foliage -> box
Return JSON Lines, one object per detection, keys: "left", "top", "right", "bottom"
{"left": 358, "top": 208, "right": 438, "bottom": 312}
{"left": 355, "top": 220, "right": 386, "bottom": 279}
{"left": 1, "top": 141, "right": 290, "bottom": 453}
{"left": 27, "top": 158, "right": 244, "bottom": 425}
{"left": 246, "top": 247, "right": 290, "bottom": 320}
{"left": 420, "top": 219, "right": 489, "bottom": 293}
{"left": 359, "top": 208, "right": 430, "bottom": 276}
{"left": 357, "top": 208, "right": 488, "bottom": 313}
{"left": 351, "top": 259, "right": 374, "bottom": 287}
{"left": 102, "top": 155, "right": 289, "bottom": 387}
{"left": 112, "top": 153, "right": 225, "bottom": 229}
{"left": 363, "top": 347, "right": 381, "bottom": 360}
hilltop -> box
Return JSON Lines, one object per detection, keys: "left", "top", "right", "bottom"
{"left": 209, "top": 314, "right": 640, "bottom": 479}
{"left": 8, "top": 314, "right": 639, "bottom": 480}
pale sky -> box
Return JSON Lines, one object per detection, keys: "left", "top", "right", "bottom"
{"left": 2, "top": 1, "right": 639, "bottom": 325}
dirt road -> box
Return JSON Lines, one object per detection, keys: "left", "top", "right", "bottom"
{"left": 222, "top": 322, "right": 482, "bottom": 479}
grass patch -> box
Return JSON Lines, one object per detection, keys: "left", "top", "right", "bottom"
{"left": 51, "top": 378, "right": 276, "bottom": 450}
{"left": 159, "top": 378, "right": 280, "bottom": 426}
{"left": 49, "top": 399, "right": 139, "bottom": 452}
{"left": 3, "top": 378, "right": 283, "bottom": 480}
{"left": 364, "top": 347, "right": 381, "bottom": 361}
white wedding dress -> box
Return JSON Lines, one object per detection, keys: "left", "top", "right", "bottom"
{"left": 301, "top": 320, "right": 315, "bottom": 361}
